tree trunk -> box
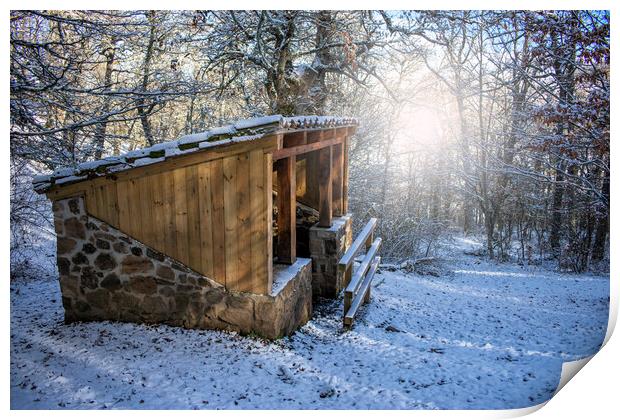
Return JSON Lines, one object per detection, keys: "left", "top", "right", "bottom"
{"left": 456, "top": 94, "right": 473, "bottom": 234}
{"left": 591, "top": 175, "right": 609, "bottom": 261}
{"left": 485, "top": 211, "right": 495, "bottom": 259}
{"left": 137, "top": 12, "right": 157, "bottom": 146}
{"left": 549, "top": 21, "right": 576, "bottom": 255}
{"left": 94, "top": 40, "right": 116, "bottom": 160}
{"left": 548, "top": 163, "right": 565, "bottom": 253}
{"left": 299, "top": 11, "right": 332, "bottom": 114}
{"left": 185, "top": 94, "right": 195, "bottom": 135}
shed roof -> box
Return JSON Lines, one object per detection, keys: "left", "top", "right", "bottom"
{"left": 33, "top": 115, "right": 357, "bottom": 193}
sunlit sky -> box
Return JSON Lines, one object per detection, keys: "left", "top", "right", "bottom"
{"left": 395, "top": 105, "right": 444, "bottom": 153}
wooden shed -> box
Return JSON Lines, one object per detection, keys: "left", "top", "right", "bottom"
{"left": 34, "top": 115, "right": 363, "bottom": 338}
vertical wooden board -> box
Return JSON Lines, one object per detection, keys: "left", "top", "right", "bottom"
{"left": 150, "top": 172, "right": 166, "bottom": 252}
{"left": 222, "top": 155, "right": 238, "bottom": 290}
{"left": 249, "top": 150, "right": 267, "bottom": 294}
{"left": 235, "top": 152, "right": 252, "bottom": 292}
{"left": 265, "top": 153, "right": 273, "bottom": 293}
{"left": 343, "top": 136, "right": 349, "bottom": 213}
{"left": 94, "top": 184, "right": 106, "bottom": 221}
{"left": 318, "top": 146, "right": 333, "bottom": 227}
{"left": 185, "top": 165, "right": 202, "bottom": 273}
{"left": 173, "top": 168, "right": 189, "bottom": 266}
{"left": 162, "top": 172, "right": 178, "bottom": 260}
{"left": 210, "top": 159, "right": 226, "bottom": 284}
{"left": 84, "top": 182, "right": 99, "bottom": 219}
{"left": 332, "top": 142, "right": 344, "bottom": 216}
{"left": 198, "top": 162, "right": 214, "bottom": 279}
{"left": 116, "top": 179, "right": 132, "bottom": 235}
{"left": 137, "top": 175, "right": 155, "bottom": 248}
{"left": 103, "top": 182, "right": 119, "bottom": 228}
{"left": 276, "top": 156, "right": 296, "bottom": 264}
{"left": 127, "top": 177, "right": 142, "bottom": 239}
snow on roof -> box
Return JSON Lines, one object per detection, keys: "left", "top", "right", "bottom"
{"left": 33, "top": 115, "right": 357, "bottom": 193}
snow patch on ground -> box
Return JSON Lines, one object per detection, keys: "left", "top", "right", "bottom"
{"left": 10, "top": 239, "right": 608, "bottom": 409}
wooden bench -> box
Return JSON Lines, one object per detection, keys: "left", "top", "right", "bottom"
{"left": 338, "top": 218, "right": 382, "bottom": 327}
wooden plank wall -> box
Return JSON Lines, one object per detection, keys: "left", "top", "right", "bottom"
{"left": 83, "top": 151, "right": 273, "bottom": 295}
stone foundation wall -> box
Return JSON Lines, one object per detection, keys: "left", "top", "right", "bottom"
{"left": 308, "top": 215, "right": 353, "bottom": 298}
{"left": 53, "top": 196, "right": 312, "bottom": 339}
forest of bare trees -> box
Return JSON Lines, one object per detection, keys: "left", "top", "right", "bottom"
{"left": 10, "top": 10, "right": 610, "bottom": 276}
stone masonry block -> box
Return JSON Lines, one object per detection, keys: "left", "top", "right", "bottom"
{"left": 308, "top": 214, "right": 352, "bottom": 299}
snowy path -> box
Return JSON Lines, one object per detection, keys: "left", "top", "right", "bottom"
{"left": 11, "top": 239, "right": 608, "bottom": 409}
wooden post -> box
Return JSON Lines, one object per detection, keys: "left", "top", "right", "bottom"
{"left": 265, "top": 153, "right": 273, "bottom": 292}
{"left": 342, "top": 135, "right": 350, "bottom": 214}
{"left": 363, "top": 224, "right": 374, "bottom": 303}
{"left": 332, "top": 141, "right": 344, "bottom": 217}
{"left": 276, "top": 156, "right": 296, "bottom": 264}
{"left": 318, "top": 144, "right": 333, "bottom": 228}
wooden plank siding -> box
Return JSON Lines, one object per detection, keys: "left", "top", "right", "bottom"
{"left": 210, "top": 159, "right": 227, "bottom": 284}
{"left": 173, "top": 168, "right": 189, "bottom": 262}
{"left": 103, "top": 183, "right": 119, "bottom": 228}
{"left": 116, "top": 179, "right": 132, "bottom": 237}
{"left": 78, "top": 150, "right": 274, "bottom": 295}
{"left": 250, "top": 149, "right": 270, "bottom": 294}
{"left": 222, "top": 155, "right": 239, "bottom": 290}
{"left": 235, "top": 152, "right": 252, "bottom": 292}
{"left": 197, "top": 163, "right": 214, "bottom": 279}
{"left": 151, "top": 172, "right": 166, "bottom": 251}
{"left": 185, "top": 165, "right": 202, "bottom": 272}
{"left": 128, "top": 177, "right": 143, "bottom": 240}
{"left": 162, "top": 171, "right": 178, "bottom": 260}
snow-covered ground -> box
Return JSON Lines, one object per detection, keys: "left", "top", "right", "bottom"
{"left": 10, "top": 237, "right": 609, "bottom": 409}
